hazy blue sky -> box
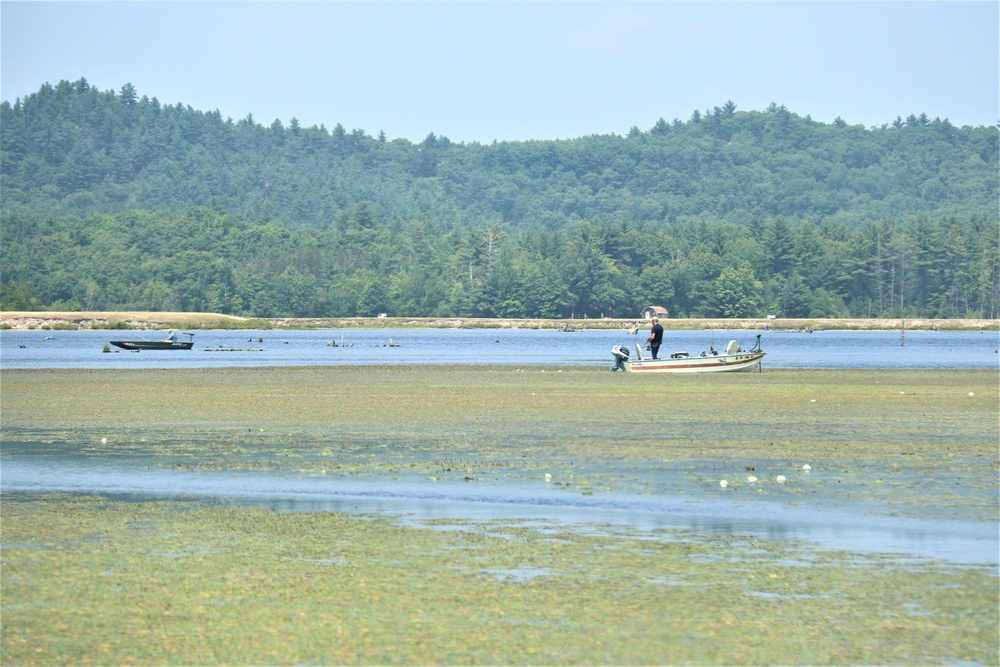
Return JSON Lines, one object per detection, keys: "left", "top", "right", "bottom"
{"left": 2, "top": 1, "right": 997, "bottom": 143}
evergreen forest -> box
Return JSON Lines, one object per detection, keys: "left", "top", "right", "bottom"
{"left": 1, "top": 78, "right": 998, "bottom": 319}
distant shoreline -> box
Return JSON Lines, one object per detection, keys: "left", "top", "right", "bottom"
{"left": 1, "top": 310, "right": 997, "bottom": 332}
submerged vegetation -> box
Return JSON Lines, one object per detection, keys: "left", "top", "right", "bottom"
{"left": 3, "top": 494, "right": 997, "bottom": 666}
{"left": 1, "top": 366, "right": 998, "bottom": 664}
{"left": 2, "top": 367, "right": 998, "bottom": 520}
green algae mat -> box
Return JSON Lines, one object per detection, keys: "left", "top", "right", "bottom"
{"left": 2, "top": 366, "right": 998, "bottom": 665}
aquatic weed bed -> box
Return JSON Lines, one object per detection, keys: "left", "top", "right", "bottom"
{"left": 1, "top": 366, "right": 998, "bottom": 664}
{"left": 2, "top": 367, "right": 997, "bottom": 521}
{"left": 1, "top": 493, "right": 997, "bottom": 666}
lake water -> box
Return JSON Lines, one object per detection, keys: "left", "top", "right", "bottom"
{"left": 3, "top": 456, "right": 996, "bottom": 565}
{"left": 3, "top": 325, "right": 997, "bottom": 566}
{"left": 2, "top": 327, "right": 998, "bottom": 370}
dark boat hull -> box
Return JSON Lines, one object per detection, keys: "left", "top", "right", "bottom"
{"left": 109, "top": 341, "right": 193, "bottom": 351}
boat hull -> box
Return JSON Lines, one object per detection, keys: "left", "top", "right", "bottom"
{"left": 109, "top": 341, "right": 193, "bottom": 351}
{"left": 624, "top": 351, "right": 765, "bottom": 373}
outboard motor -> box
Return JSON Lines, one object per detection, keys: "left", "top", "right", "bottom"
{"left": 611, "top": 344, "right": 630, "bottom": 372}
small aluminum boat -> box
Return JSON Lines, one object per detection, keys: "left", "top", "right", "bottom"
{"left": 109, "top": 332, "right": 194, "bottom": 351}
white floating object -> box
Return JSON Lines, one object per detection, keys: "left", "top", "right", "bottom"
{"left": 810, "top": 399, "right": 816, "bottom": 403}
{"left": 968, "top": 392, "right": 976, "bottom": 396}
{"left": 544, "top": 473, "right": 552, "bottom": 481}
{"left": 802, "top": 464, "right": 811, "bottom": 471}
{"left": 100, "top": 437, "right": 107, "bottom": 444}
{"left": 719, "top": 480, "right": 729, "bottom": 488}
{"left": 776, "top": 475, "right": 787, "bottom": 483}
{"left": 747, "top": 475, "right": 758, "bottom": 483}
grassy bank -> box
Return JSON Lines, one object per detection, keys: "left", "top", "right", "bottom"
{"left": 2, "top": 367, "right": 998, "bottom": 665}
{"left": 2, "top": 310, "right": 997, "bottom": 331}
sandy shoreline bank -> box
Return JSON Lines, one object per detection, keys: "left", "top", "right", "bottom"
{"left": 2, "top": 310, "right": 996, "bottom": 331}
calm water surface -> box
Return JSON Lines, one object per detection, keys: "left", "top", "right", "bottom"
{"left": 3, "top": 456, "right": 996, "bottom": 566}
{"left": 2, "top": 327, "right": 998, "bottom": 370}
{"left": 2, "top": 326, "right": 997, "bottom": 566}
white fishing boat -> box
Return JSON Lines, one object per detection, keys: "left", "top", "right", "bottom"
{"left": 611, "top": 335, "right": 765, "bottom": 373}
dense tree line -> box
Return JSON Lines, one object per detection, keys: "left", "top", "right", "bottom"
{"left": 2, "top": 79, "right": 997, "bottom": 229}
{"left": 1, "top": 79, "right": 997, "bottom": 319}
{"left": 2, "top": 207, "right": 997, "bottom": 319}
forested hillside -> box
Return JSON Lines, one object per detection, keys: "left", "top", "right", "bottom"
{"left": 1, "top": 78, "right": 998, "bottom": 319}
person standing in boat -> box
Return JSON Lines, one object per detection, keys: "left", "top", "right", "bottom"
{"left": 162, "top": 329, "right": 177, "bottom": 343}
{"left": 647, "top": 318, "right": 663, "bottom": 359}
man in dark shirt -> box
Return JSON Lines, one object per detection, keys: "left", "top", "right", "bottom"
{"left": 647, "top": 318, "right": 664, "bottom": 359}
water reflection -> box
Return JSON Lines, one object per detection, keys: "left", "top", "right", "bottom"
{"left": 3, "top": 456, "right": 995, "bottom": 566}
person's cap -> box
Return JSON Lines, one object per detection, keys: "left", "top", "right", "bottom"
{"left": 652, "top": 318, "right": 658, "bottom": 322}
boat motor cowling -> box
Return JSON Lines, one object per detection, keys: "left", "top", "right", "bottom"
{"left": 611, "top": 345, "right": 630, "bottom": 372}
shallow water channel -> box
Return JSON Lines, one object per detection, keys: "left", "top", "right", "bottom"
{"left": 3, "top": 450, "right": 996, "bottom": 568}
{"left": 2, "top": 350, "right": 997, "bottom": 573}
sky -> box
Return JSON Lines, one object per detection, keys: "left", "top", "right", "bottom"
{"left": 2, "top": 1, "right": 997, "bottom": 143}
